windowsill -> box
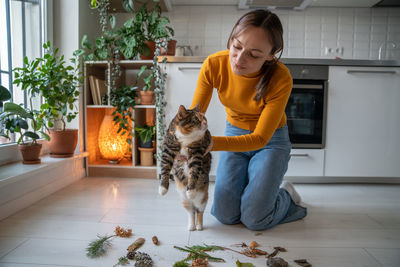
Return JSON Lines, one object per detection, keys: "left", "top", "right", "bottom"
{"left": 0, "top": 152, "right": 89, "bottom": 189}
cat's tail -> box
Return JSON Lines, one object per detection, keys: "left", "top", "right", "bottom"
{"left": 158, "top": 174, "right": 170, "bottom": 196}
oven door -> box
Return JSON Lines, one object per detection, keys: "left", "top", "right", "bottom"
{"left": 285, "top": 80, "right": 327, "bottom": 148}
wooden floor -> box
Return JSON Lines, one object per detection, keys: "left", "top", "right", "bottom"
{"left": 0, "top": 177, "right": 399, "bottom": 266}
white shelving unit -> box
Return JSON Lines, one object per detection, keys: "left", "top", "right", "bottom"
{"left": 83, "top": 60, "right": 157, "bottom": 178}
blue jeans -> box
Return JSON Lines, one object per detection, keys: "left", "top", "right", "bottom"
{"left": 211, "top": 121, "right": 307, "bottom": 231}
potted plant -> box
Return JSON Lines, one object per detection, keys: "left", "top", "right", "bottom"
{"left": 134, "top": 123, "right": 155, "bottom": 166}
{"left": 13, "top": 41, "right": 83, "bottom": 158}
{"left": 0, "top": 86, "right": 50, "bottom": 164}
{"left": 109, "top": 84, "right": 137, "bottom": 147}
{"left": 138, "top": 1, "right": 175, "bottom": 59}
{"left": 136, "top": 65, "right": 154, "bottom": 105}
{"left": 0, "top": 85, "right": 11, "bottom": 113}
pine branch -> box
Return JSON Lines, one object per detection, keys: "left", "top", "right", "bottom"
{"left": 86, "top": 234, "right": 116, "bottom": 258}
{"left": 173, "top": 245, "right": 225, "bottom": 262}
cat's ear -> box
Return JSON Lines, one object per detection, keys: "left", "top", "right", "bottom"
{"left": 177, "top": 105, "right": 188, "bottom": 119}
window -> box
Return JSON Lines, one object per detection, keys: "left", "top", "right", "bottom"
{"left": 0, "top": 0, "right": 45, "bottom": 144}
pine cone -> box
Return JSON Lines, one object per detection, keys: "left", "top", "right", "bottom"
{"left": 134, "top": 252, "right": 153, "bottom": 267}
{"left": 127, "top": 251, "right": 136, "bottom": 260}
{"left": 191, "top": 258, "right": 208, "bottom": 267}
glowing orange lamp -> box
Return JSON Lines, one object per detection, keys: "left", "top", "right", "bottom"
{"left": 98, "top": 109, "right": 130, "bottom": 164}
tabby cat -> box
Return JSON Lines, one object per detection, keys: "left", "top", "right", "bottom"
{"left": 158, "top": 104, "right": 212, "bottom": 231}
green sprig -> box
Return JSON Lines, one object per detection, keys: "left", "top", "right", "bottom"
{"left": 173, "top": 244, "right": 225, "bottom": 262}
{"left": 86, "top": 234, "right": 115, "bottom": 258}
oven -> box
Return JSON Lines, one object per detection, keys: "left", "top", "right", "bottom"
{"left": 285, "top": 64, "right": 328, "bottom": 148}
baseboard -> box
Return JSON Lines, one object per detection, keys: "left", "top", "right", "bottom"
{"left": 210, "top": 175, "right": 400, "bottom": 184}
{"left": 284, "top": 176, "right": 400, "bottom": 184}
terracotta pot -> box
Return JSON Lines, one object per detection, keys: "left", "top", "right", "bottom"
{"left": 145, "top": 108, "right": 156, "bottom": 126}
{"left": 140, "top": 41, "right": 156, "bottom": 60}
{"left": 139, "top": 91, "right": 155, "bottom": 105}
{"left": 18, "top": 143, "right": 42, "bottom": 164}
{"left": 160, "top": 40, "right": 177, "bottom": 56}
{"left": 138, "top": 147, "right": 155, "bottom": 166}
{"left": 48, "top": 129, "right": 78, "bottom": 158}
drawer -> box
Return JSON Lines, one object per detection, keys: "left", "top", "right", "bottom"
{"left": 285, "top": 149, "right": 325, "bottom": 177}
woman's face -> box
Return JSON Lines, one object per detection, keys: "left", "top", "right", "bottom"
{"left": 229, "top": 26, "right": 275, "bottom": 76}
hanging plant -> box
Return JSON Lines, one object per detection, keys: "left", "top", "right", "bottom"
{"left": 152, "top": 38, "right": 168, "bottom": 162}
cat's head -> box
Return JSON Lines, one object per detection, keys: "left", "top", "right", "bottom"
{"left": 174, "top": 104, "right": 208, "bottom": 137}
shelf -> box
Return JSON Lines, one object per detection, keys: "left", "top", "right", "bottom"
{"left": 88, "top": 158, "right": 133, "bottom": 167}
{"left": 135, "top": 105, "right": 155, "bottom": 109}
{"left": 87, "top": 105, "right": 113, "bottom": 108}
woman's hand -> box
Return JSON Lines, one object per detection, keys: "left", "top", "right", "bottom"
{"left": 204, "top": 138, "right": 214, "bottom": 155}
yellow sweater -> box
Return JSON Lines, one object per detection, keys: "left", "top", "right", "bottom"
{"left": 190, "top": 50, "right": 293, "bottom": 152}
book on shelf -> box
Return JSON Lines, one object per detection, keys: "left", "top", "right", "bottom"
{"left": 88, "top": 75, "right": 107, "bottom": 105}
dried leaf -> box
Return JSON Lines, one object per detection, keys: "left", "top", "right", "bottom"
{"left": 249, "top": 241, "right": 260, "bottom": 249}
{"left": 232, "top": 242, "right": 248, "bottom": 248}
{"left": 127, "top": 237, "right": 145, "bottom": 252}
{"left": 294, "top": 259, "right": 312, "bottom": 267}
{"left": 255, "top": 232, "right": 263, "bottom": 236}
{"left": 240, "top": 248, "right": 257, "bottom": 258}
{"left": 251, "top": 248, "right": 268, "bottom": 256}
{"left": 114, "top": 226, "right": 132, "bottom": 238}
{"left": 236, "top": 260, "right": 255, "bottom": 267}
{"left": 267, "top": 247, "right": 287, "bottom": 258}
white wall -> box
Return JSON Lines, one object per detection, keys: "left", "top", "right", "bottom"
{"left": 52, "top": 0, "right": 100, "bottom": 152}
{"left": 163, "top": 6, "right": 400, "bottom": 60}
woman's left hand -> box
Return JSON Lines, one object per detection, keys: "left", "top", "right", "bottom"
{"left": 204, "top": 138, "right": 214, "bottom": 155}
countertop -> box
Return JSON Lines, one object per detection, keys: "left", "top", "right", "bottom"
{"left": 159, "top": 56, "right": 400, "bottom": 67}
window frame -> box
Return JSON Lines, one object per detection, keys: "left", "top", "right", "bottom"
{"left": 0, "top": 0, "right": 50, "bottom": 164}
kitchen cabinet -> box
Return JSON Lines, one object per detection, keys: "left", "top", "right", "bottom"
{"left": 286, "top": 149, "right": 325, "bottom": 177}
{"left": 164, "top": 63, "right": 226, "bottom": 178}
{"left": 325, "top": 66, "right": 400, "bottom": 177}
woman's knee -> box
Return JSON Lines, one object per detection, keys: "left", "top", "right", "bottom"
{"left": 240, "top": 211, "right": 275, "bottom": 231}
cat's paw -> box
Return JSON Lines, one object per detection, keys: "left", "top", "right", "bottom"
{"left": 188, "top": 224, "right": 196, "bottom": 231}
{"left": 158, "top": 186, "right": 168, "bottom": 196}
{"left": 186, "top": 189, "right": 196, "bottom": 199}
{"left": 196, "top": 224, "right": 203, "bottom": 231}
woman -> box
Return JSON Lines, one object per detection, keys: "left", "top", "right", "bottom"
{"left": 190, "top": 9, "right": 307, "bottom": 231}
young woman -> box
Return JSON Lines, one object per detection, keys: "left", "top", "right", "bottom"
{"left": 190, "top": 9, "right": 307, "bottom": 231}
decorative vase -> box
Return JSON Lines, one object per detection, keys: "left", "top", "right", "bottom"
{"left": 98, "top": 109, "right": 130, "bottom": 164}
{"left": 18, "top": 143, "right": 42, "bottom": 164}
{"left": 160, "top": 39, "right": 177, "bottom": 56}
{"left": 48, "top": 129, "right": 78, "bottom": 158}
{"left": 140, "top": 41, "right": 156, "bottom": 60}
{"left": 139, "top": 91, "right": 155, "bottom": 105}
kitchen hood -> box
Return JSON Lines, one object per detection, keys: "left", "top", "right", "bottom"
{"left": 238, "top": 0, "right": 312, "bottom": 10}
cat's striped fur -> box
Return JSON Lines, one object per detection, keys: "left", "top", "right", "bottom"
{"left": 158, "top": 105, "right": 212, "bottom": 231}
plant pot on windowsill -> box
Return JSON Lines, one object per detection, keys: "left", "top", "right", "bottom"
{"left": 48, "top": 129, "right": 78, "bottom": 158}
{"left": 18, "top": 143, "right": 42, "bottom": 164}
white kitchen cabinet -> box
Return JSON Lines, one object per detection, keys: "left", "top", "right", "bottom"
{"left": 325, "top": 66, "right": 400, "bottom": 177}
{"left": 164, "top": 63, "right": 226, "bottom": 178}
{"left": 286, "top": 149, "right": 325, "bottom": 177}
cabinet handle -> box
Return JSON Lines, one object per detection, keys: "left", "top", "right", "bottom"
{"left": 347, "top": 70, "right": 396, "bottom": 74}
{"left": 178, "top": 67, "right": 201, "bottom": 71}
{"left": 290, "top": 153, "right": 309, "bottom": 157}
{"left": 292, "top": 84, "right": 323, "bottom": 89}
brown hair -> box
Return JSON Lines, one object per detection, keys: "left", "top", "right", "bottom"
{"left": 227, "top": 9, "right": 284, "bottom": 101}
